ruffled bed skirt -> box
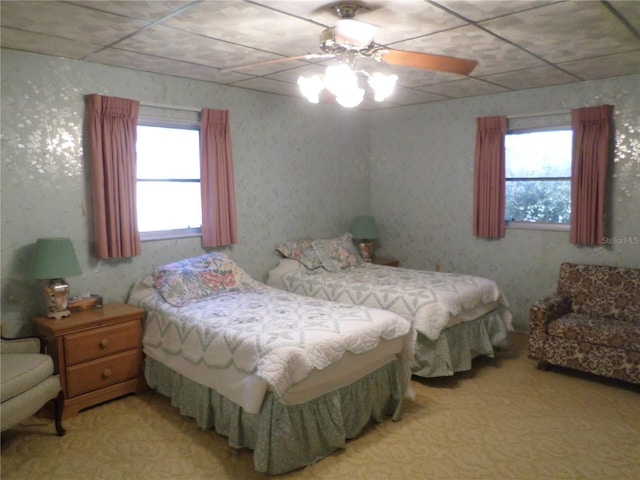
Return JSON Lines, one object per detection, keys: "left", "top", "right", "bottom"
{"left": 411, "top": 309, "right": 511, "bottom": 377}
{"left": 145, "top": 357, "right": 404, "bottom": 475}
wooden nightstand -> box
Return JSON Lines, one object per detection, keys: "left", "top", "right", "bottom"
{"left": 34, "top": 303, "right": 147, "bottom": 419}
{"left": 371, "top": 257, "right": 399, "bottom": 267}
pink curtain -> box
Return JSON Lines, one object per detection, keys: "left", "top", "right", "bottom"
{"left": 200, "top": 109, "right": 238, "bottom": 247}
{"left": 570, "top": 105, "right": 613, "bottom": 246}
{"left": 85, "top": 94, "right": 141, "bottom": 259}
{"left": 473, "top": 116, "right": 507, "bottom": 239}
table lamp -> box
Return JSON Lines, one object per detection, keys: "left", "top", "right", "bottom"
{"left": 350, "top": 215, "right": 379, "bottom": 262}
{"left": 27, "top": 238, "right": 82, "bottom": 319}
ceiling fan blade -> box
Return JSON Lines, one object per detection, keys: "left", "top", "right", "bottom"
{"left": 221, "top": 53, "right": 333, "bottom": 72}
{"left": 380, "top": 49, "right": 477, "bottom": 76}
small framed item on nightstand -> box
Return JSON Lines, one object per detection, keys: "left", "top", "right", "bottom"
{"left": 68, "top": 294, "right": 103, "bottom": 312}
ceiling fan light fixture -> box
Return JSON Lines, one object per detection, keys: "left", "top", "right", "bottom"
{"left": 297, "top": 75, "right": 324, "bottom": 103}
{"left": 336, "top": 87, "right": 365, "bottom": 108}
{"left": 368, "top": 72, "right": 398, "bottom": 101}
{"left": 324, "top": 63, "right": 358, "bottom": 97}
{"left": 334, "top": 19, "right": 376, "bottom": 49}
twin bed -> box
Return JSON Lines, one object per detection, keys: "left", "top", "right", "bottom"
{"left": 127, "top": 237, "right": 512, "bottom": 475}
{"left": 127, "top": 252, "right": 414, "bottom": 475}
{"left": 267, "top": 234, "right": 513, "bottom": 378}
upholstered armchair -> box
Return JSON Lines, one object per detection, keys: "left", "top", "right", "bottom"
{"left": 1, "top": 336, "right": 65, "bottom": 435}
{"left": 528, "top": 262, "right": 640, "bottom": 385}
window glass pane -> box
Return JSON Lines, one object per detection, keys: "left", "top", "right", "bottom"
{"left": 137, "top": 126, "right": 199, "bottom": 179}
{"left": 137, "top": 182, "right": 202, "bottom": 232}
{"left": 505, "top": 130, "right": 572, "bottom": 178}
{"left": 505, "top": 179, "right": 571, "bottom": 223}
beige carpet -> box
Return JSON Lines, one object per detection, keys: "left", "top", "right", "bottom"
{"left": 2, "top": 334, "right": 639, "bottom": 480}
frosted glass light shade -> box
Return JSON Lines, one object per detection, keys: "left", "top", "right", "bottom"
{"left": 334, "top": 19, "right": 376, "bottom": 47}
{"left": 324, "top": 64, "right": 358, "bottom": 97}
{"left": 298, "top": 75, "right": 324, "bottom": 103}
{"left": 368, "top": 72, "right": 398, "bottom": 101}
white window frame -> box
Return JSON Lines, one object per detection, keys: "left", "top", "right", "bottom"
{"left": 136, "top": 117, "right": 202, "bottom": 241}
{"left": 504, "top": 113, "right": 572, "bottom": 232}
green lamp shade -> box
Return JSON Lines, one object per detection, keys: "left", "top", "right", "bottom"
{"left": 350, "top": 215, "right": 379, "bottom": 240}
{"left": 28, "top": 238, "right": 82, "bottom": 279}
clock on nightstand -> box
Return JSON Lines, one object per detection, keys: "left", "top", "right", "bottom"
{"left": 372, "top": 257, "right": 399, "bottom": 267}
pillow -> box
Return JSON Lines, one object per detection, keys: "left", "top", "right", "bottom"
{"left": 275, "top": 239, "right": 322, "bottom": 269}
{"left": 152, "top": 253, "right": 256, "bottom": 307}
{"left": 275, "top": 239, "right": 311, "bottom": 259}
{"left": 312, "top": 233, "right": 364, "bottom": 272}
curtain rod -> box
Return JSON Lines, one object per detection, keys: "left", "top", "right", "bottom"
{"left": 507, "top": 109, "right": 569, "bottom": 120}
{"left": 140, "top": 101, "right": 201, "bottom": 113}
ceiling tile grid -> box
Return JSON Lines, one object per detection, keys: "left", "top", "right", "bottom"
{"left": 1, "top": 0, "right": 638, "bottom": 109}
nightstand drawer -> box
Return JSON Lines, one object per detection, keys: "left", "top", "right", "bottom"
{"left": 65, "top": 349, "right": 142, "bottom": 397}
{"left": 64, "top": 321, "right": 142, "bottom": 365}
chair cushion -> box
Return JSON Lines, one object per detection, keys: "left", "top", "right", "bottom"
{"left": 557, "top": 263, "right": 640, "bottom": 322}
{"left": 547, "top": 313, "right": 640, "bottom": 351}
{"left": 1, "top": 353, "right": 54, "bottom": 402}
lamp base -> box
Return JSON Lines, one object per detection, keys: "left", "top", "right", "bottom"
{"left": 357, "top": 240, "right": 374, "bottom": 263}
{"left": 44, "top": 278, "right": 71, "bottom": 319}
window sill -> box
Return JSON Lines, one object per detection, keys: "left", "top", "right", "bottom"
{"left": 506, "top": 221, "right": 569, "bottom": 232}
{"left": 141, "top": 228, "right": 202, "bottom": 241}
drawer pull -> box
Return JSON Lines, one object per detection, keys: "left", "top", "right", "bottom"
{"left": 99, "top": 338, "right": 110, "bottom": 349}
{"left": 102, "top": 368, "right": 112, "bottom": 379}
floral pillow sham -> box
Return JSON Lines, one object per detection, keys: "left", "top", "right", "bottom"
{"left": 312, "top": 233, "right": 364, "bottom": 272}
{"left": 275, "top": 239, "right": 322, "bottom": 269}
{"left": 277, "top": 234, "right": 364, "bottom": 272}
{"left": 152, "top": 253, "right": 256, "bottom": 307}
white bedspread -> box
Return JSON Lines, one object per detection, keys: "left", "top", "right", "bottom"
{"left": 267, "top": 259, "right": 512, "bottom": 341}
{"left": 128, "top": 277, "right": 413, "bottom": 407}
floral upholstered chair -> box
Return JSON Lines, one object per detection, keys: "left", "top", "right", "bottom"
{"left": 528, "top": 262, "right": 640, "bottom": 385}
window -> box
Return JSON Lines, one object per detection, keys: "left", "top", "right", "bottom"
{"left": 505, "top": 129, "right": 572, "bottom": 226}
{"left": 136, "top": 124, "right": 202, "bottom": 239}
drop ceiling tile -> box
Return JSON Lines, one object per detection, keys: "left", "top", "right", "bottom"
{"left": 266, "top": 63, "right": 327, "bottom": 84}
{"left": 559, "top": 50, "right": 640, "bottom": 80}
{"left": 393, "top": 24, "right": 546, "bottom": 76}
{"left": 86, "top": 48, "right": 252, "bottom": 84}
{"left": 219, "top": 57, "right": 315, "bottom": 77}
{"left": 0, "top": 27, "right": 102, "bottom": 59}
{"left": 0, "top": 1, "right": 146, "bottom": 46}
{"left": 481, "top": 2, "right": 640, "bottom": 64}
{"left": 385, "top": 86, "right": 449, "bottom": 105}
{"left": 256, "top": 0, "right": 467, "bottom": 44}
{"left": 115, "top": 25, "right": 282, "bottom": 69}
{"left": 432, "top": 0, "right": 557, "bottom": 22}
{"left": 69, "top": 0, "right": 193, "bottom": 22}
{"left": 480, "top": 65, "right": 580, "bottom": 90}
{"left": 418, "top": 78, "right": 509, "bottom": 98}
{"left": 163, "top": 1, "right": 322, "bottom": 57}
{"left": 393, "top": 65, "right": 465, "bottom": 88}
{"left": 608, "top": 0, "right": 640, "bottom": 30}
{"left": 231, "top": 76, "right": 302, "bottom": 98}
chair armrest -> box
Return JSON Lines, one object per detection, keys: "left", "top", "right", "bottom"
{"left": 530, "top": 292, "right": 572, "bottom": 329}
{"left": 0, "top": 335, "right": 47, "bottom": 354}
{"left": 528, "top": 292, "right": 571, "bottom": 361}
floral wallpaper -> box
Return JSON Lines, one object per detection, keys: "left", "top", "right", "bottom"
{"left": 1, "top": 49, "right": 371, "bottom": 336}
{"left": 369, "top": 74, "right": 640, "bottom": 330}
{"left": 2, "top": 49, "right": 638, "bottom": 336}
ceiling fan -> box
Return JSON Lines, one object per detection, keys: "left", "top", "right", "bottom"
{"left": 222, "top": 2, "right": 478, "bottom": 76}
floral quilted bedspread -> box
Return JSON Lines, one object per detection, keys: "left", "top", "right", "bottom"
{"left": 271, "top": 261, "right": 511, "bottom": 340}
{"left": 127, "top": 278, "right": 412, "bottom": 397}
